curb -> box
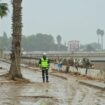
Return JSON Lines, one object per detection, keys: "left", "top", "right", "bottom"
{"left": 50, "top": 73, "right": 67, "bottom": 80}
{"left": 78, "top": 80, "right": 105, "bottom": 89}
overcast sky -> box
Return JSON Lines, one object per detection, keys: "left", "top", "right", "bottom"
{"left": 1, "top": 0, "right": 105, "bottom": 46}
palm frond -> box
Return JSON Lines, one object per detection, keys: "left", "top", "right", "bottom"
{"left": 0, "top": 2, "right": 8, "bottom": 18}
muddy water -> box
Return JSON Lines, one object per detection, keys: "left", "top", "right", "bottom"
{"left": 0, "top": 61, "right": 105, "bottom": 105}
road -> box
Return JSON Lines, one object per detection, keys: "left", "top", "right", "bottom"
{"left": 0, "top": 61, "right": 105, "bottom": 105}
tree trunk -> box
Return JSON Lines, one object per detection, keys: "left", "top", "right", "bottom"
{"left": 101, "top": 35, "right": 103, "bottom": 50}
{"left": 97, "top": 35, "right": 100, "bottom": 50}
{"left": 9, "top": 0, "right": 22, "bottom": 80}
{"left": 58, "top": 44, "right": 60, "bottom": 51}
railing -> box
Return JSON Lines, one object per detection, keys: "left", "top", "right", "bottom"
{"left": 2, "top": 51, "right": 105, "bottom": 61}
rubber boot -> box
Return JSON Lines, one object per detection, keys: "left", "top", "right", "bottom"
{"left": 43, "top": 77, "right": 45, "bottom": 83}
{"left": 46, "top": 76, "right": 49, "bottom": 82}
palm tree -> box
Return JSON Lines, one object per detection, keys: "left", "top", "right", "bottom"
{"left": 100, "top": 30, "right": 104, "bottom": 50}
{"left": 96, "top": 29, "right": 101, "bottom": 50}
{"left": 0, "top": 1, "right": 8, "bottom": 18}
{"left": 9, "top": 0, "right": 23, "bottom": 80}
{"left": 56, "top": 35, "right": 62, "bottom": 51}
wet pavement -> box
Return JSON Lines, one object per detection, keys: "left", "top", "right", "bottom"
{"left": 0, "top": 61, "right": 105, "bottom": 105}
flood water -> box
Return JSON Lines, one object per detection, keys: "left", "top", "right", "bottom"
{"left": 0, "top": 61, "right": 105, "bottom": 105}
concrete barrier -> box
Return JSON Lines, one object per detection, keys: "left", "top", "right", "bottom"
{"left": 51, "top": 64, "right": 105, "bottom": 80}
{"left": 20, "top": 58, "right": 105, "bottom": 80}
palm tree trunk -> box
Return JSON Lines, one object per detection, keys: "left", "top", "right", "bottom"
{"left": 58, "top": 44, "right": 60, "bottom": 51}
{"left": 101, "top": 35, "right": 103, "bottom": 50}
{"left": 98, "top": 35, "right": 100, "bottom": 50}
{"left": 9, "top": 0, "right": 22, "bottom": 80}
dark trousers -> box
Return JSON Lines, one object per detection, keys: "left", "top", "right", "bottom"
{"left": 42, "top": 69, "right": 48, "bottom": 82}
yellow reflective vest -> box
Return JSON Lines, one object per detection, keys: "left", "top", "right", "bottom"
{"left": 40, "top": 58, "right": 49, "bottom": 68}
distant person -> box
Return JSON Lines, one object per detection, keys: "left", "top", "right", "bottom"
{"left": 74, "top": 59, "right": 79, "bottom": 71}
{"left": 39, "top": 52, "right": 50, "bottom": 83}
{"left": 57, "top": 58, "right": 62, "bottom": 72}
{"left": 65, "top": 59, "right": 70, "bottom": 73}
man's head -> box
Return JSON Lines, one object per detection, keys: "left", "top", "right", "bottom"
{"left": 42, "top": 52, "right": 47, "bottom": 59}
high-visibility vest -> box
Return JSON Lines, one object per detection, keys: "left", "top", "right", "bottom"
{"left": 41, "top": 58, "right": 49, "bottom": 68}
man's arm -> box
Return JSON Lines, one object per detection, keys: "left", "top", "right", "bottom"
{"left": 39, "top": 59, "right": 41, "bottom": 67}
{"left": 48, "top": 59, "right": 50, "bottom": 64}
{"left": 48, "top": 59, "right": 50, "bottom": 68}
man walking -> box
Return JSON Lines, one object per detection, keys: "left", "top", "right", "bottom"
{"left": 39, "top": 53, "right": 50, "bottom": 83}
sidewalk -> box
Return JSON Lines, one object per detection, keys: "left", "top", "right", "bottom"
{"left": 28, "top": 63, "right": 105, "bottom": 90}
{"left": 78, "top": 80, "right": 105, "bottom": 89}
{"left": 51, "top": 71, "right": 105, "bottom": 89}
